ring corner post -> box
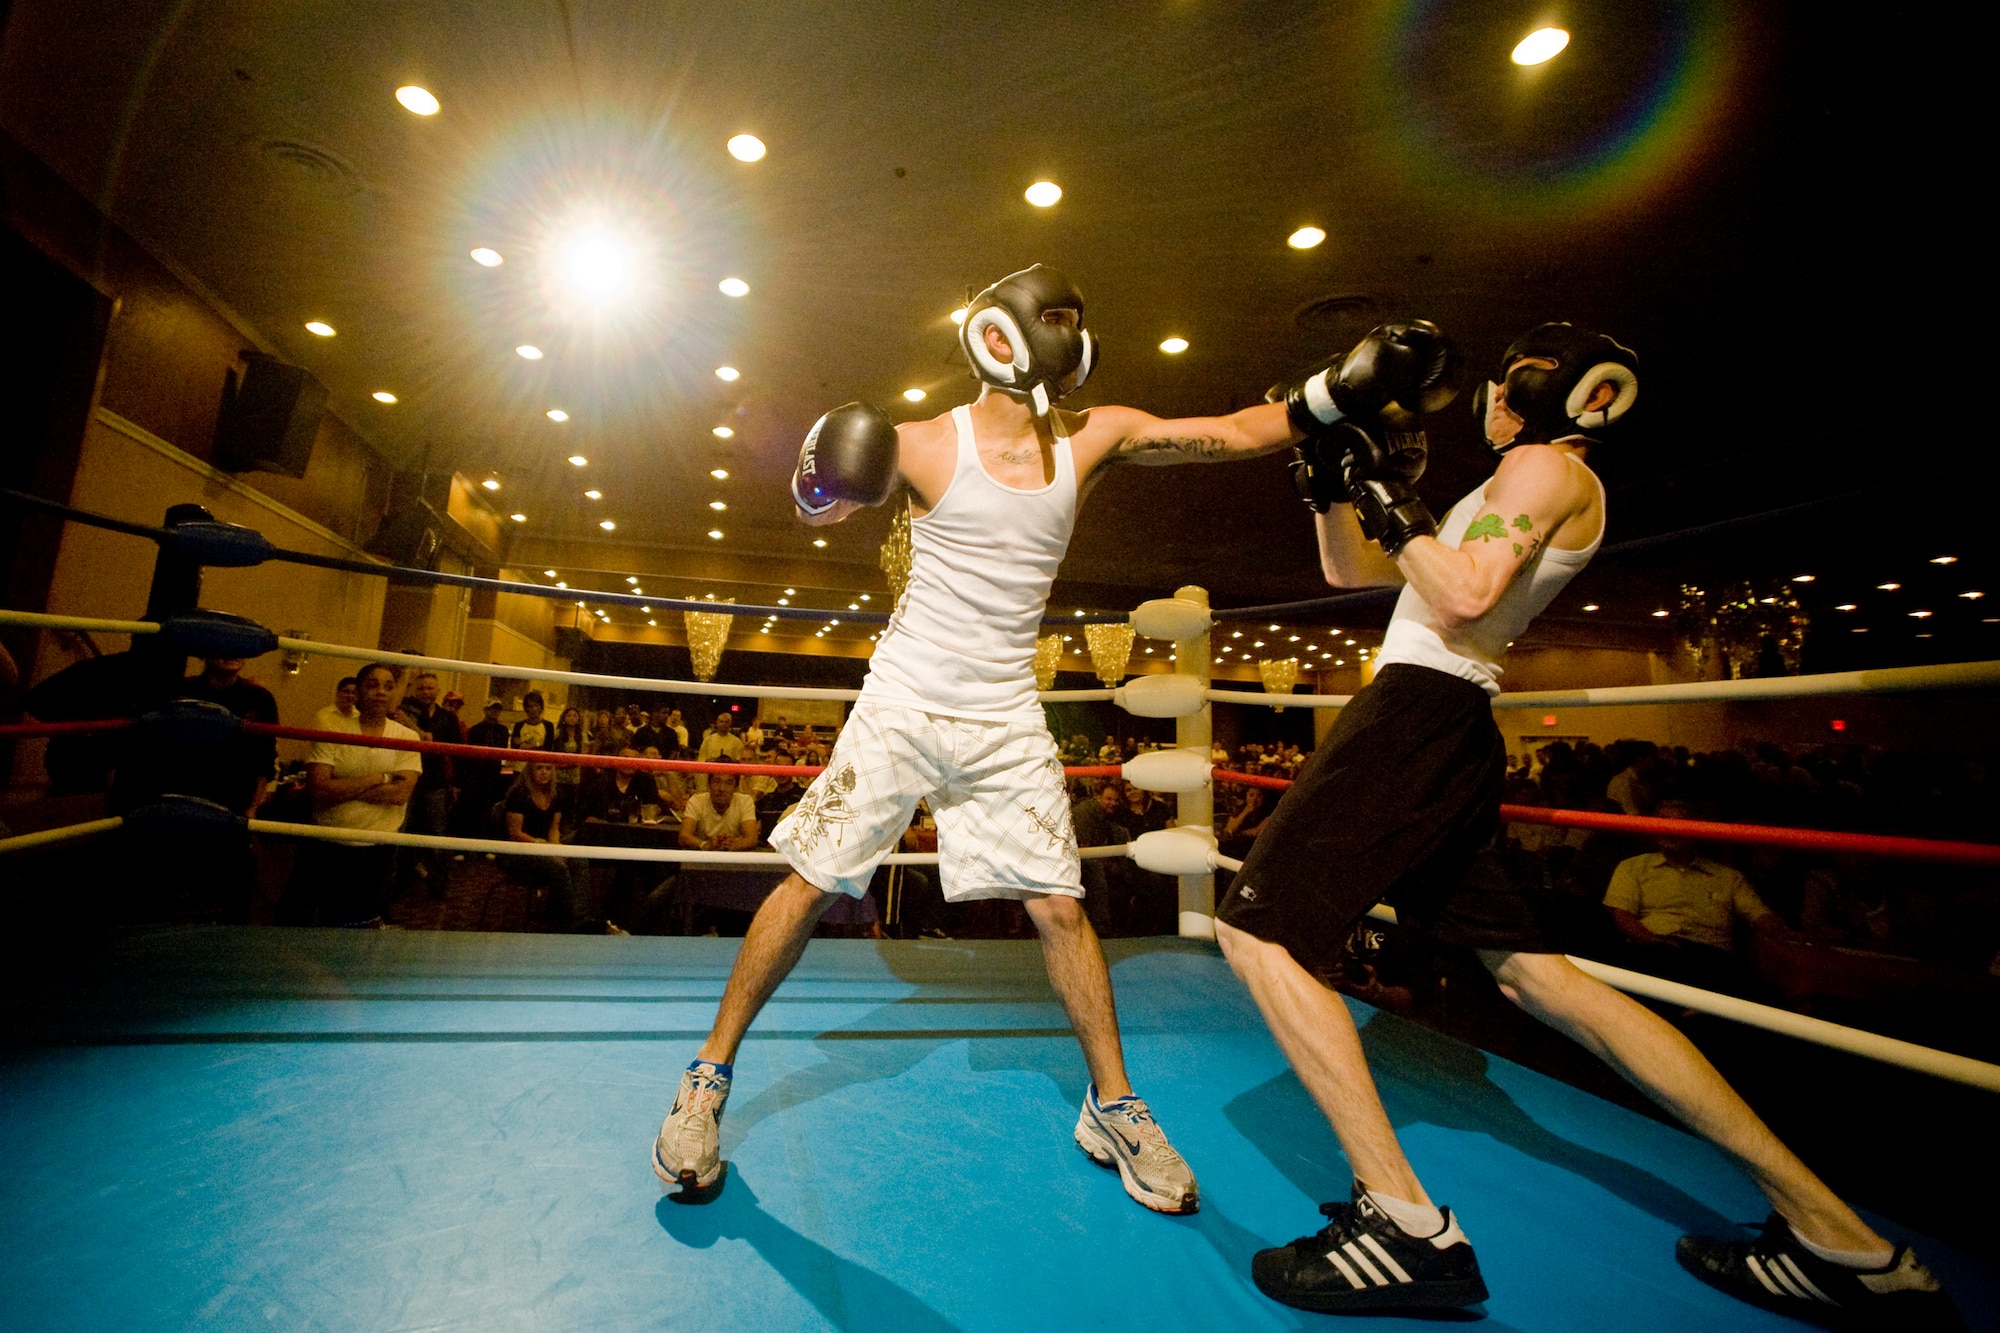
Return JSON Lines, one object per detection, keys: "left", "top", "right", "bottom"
{"left": 1172, "top": 585, "right": 1214, "bottom": 939}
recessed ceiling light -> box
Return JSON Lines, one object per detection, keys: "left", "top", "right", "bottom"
{"left": 1877, "top": 582, "right": 1901, "bottom": 591}
{"left": 812, "top": 538, "right": 827, "bottom": 548}
{"left": 543, "top": 569, "right": 557, "bottom": 577}
{"left": 1581, "top": 603, "right": 1599, "bottom": 612}
{"left": 708, "top": 529, "right": 724, "bottom": 540}
{"left": 482, "top": 478, "right": 500, "bottom": 491}
{"left": 395, "top": 85, "right": 441, "bottom": 116}
{"left": 710, "top": 468, "right": 729, "bottom": 480}
{"left": 648, "top": 619, "right": 658, "bottom": 627}
{"left": 304, "top": 320, "right": 336, "bottom": 337}
{"left": 712, "top": 426, "right": 734, "bottom": 439}
{"left": 951, "top": 309, "right": 968, "bottom": 325}
{"left": 715, "top": 366, "right": 740, "bottom": 382}
{"left": 1910, "top": 610, "right": 1933, "bottom": 618}
{"left": 1024, "top": 180, "right": 1063, "bottom": 207}
{"left": 718, "top": 277, "right": 750, "bottom": 297}
{"left": 575, "top": 600, "right": 586, "bottom": 608}
{"left": 510, "top": 512, "right": 527, "bottom": 522}
{"left": 1962, "top": 590, "right": 1986, "bottom": 600}
{"left": 859, "top": 593, "right": 870, "bottom": 601}
{"left": 1344, "top": 638, "right": 1355, "bottom": 645}
{"left": 516, "top": 344, "right": 543, "bottom": 360}
{"left": 555, "top": 581, "right": 567, "bottom": 589}
{"left": 470, "top": 247, "right": 503, "bottom": 267}
{"left": 1288, "top": 226, "right": 1326, "bottom": 250}
{"left": 1651, "top": 609, "right": 1669, "bottom": 618}
{"left": 727, "top": 134, "right": 766, "bottom": 162}
{"left": 1932, "top": 555, "right": 1958, "bottom": 564}
{"left": 709, "top": 500, "right": 726, "bottom": 511}
{"left": 568, "top": 455, "right": 587, "bottom": 467}
{"left": 784, "top": 589, "right": 795, "bottom": 595}
{"left": 1253, "top": 641, "right": 1265, "bottom": 648}
{"left": 1835, "top": 603, "right": 1858, "bottom": 611}
{"left": 1159, "top": 337, "right": 1189, "bottom": 354}
{"left": 625, "top": 577, "right": 638, "bottom": 585}
{"left": 1853, "top": 627, "right": 1869, "bottom": 633}
{"left": 547, "top": 409, "right": 569, "bottom": 423}
{"left": 829, "top": 619, "right": 840, "bottom": 626}
{"left": 778, "top": 598, "right": 789, "bottom": 606}
{"left": 641, "top": 606, "right": 651, "bottom": 613}
{"left": 371, "top": 391, "right": 397, "bottom": 403}
{"left": 599, "top": 519, "right": 615, "bottom": 531}
{"left": 1512, "top": 27, "right": 1570, "bottom": 65}
{"left": 903, "top": 388, "right": 927, "bottom": 402}
{"left": 1792, "top": 574, "right": 1815, "bottom": 583}
{"left": 848, "top": 602, "right": 859, "bottom": 610}
{"left": 584, "top": 489, "right": 602, "bottom": 500}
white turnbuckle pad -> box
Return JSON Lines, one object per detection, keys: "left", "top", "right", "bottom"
{"left": 1121, "top": 748, "right": 1212, "bottom": 793}
{"left": 1112, "top": 673, "right": 1204, "bottom": 718}
{"left": 1130, "top": 827, "right": 1218, "bottom": 876}
{"left": 1130, "top": 597, "right": 1211, "bottom": 642}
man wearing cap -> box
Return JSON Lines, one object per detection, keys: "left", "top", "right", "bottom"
{"left": 454, "top": 698, "right": 511, "bottom": 837}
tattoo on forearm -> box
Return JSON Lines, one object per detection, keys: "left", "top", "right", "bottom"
{"left": 1119, "top": 434, "right": 1230, "bottom": 459}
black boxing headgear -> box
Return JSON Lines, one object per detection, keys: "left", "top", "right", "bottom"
{"left": 1475, "top": 322, "right": 1639, "bottom": 456}
{"left": 959, "top": 264, "right": 1097, "bottom": 416}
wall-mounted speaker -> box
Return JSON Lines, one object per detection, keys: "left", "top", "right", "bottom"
{"left": 213, "top": 351, "right": 327, "bottom": 478}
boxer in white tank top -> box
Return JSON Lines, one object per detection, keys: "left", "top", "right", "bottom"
{"left": 656, "top": 265, "right": 1302, "bottom": 1217}
{"left": 1214, "top": 327, "right": 1948, "bottom": 1326}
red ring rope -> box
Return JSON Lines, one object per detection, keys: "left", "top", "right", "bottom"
{"left": 6, "top": 718, "right": 1994, "bottom": 868}
{"left": 0, "top": 719, "right": 134, "bottom": 739}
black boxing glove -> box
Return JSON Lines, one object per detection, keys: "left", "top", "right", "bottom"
{"left": 792, "top": 403, "right": 900, "bottom": 516}
{"left": 1342, "top": 423, "right": 1435, "bottom": 556}
{"left": 1288, "top": 425, "right": 1369, "bottom": 513}
{"left": 1284, "top": 321, "right": 1462, "bottom": 437}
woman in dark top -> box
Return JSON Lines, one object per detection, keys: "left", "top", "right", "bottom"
{"left": 503, "top": 762, "right": 586, "bottom": 926}
{"left": 552, "top": 706, "right": 586, "bottom": 794}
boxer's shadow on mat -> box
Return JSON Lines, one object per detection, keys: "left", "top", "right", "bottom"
{"left": 656, "top": 1167, "right": 963, "bottom": 1332}
{"left": 717, "top": 940, "right": 1090, "bottom": 1149}
{"left": 1224, "top": 1006, "right": 1739, "bottom": 1238}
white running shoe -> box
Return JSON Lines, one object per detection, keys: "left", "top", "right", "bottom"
{"left": 1074, "top": 1084, "right": 1199, "bottom": 1214}
{"left": 653, "top": 1061, "right": 731, "bottom": 1200}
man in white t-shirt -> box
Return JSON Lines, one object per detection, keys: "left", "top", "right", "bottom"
{"left": 677, "top": 771, "right": 760, "bottom": 852}
{"left": 313, "top": 676, "right": 358, "bottom": 731}
{"left": 287, "top": 662, "right": 421, "bottom": 926}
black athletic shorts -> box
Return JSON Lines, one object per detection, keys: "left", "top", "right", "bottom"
{"left": 1217, "top": 663, "right": 1576, "bottom": 973}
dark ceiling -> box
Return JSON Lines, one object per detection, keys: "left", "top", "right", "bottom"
{"left": 1, "top": 1, "right": 1987, "bottom": 666}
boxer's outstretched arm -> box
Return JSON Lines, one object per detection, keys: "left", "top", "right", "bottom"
{"left": 1071, "top": 402, "right": 1296, "bottom": 475}
{"left": 1393, "top": 445, "right": 1589, "bottom": 626}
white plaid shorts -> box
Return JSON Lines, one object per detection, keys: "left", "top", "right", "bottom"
{"left": 769, "top": 703, "right": 1082, "bottom": 901}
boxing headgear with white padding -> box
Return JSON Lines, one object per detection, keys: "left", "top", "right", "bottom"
{"left": 1475, "top": 322, "right": 1639, "bottom": 456}
{"left": 959, "top": 264, "right": 1096, "bottom": 416}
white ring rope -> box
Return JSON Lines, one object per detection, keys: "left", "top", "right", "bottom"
{"left": 1208, "top": 656, "right": 2000, "bottom": 711}
{"left": 243, "top": 819, "right": 1132, "bottom": 865}
{"left": 5, "top": 813, "right": 1994, "bottom": 1090}
{"left": 9, "top": 607, "right": 1994, "bottom": 713}
{"left": 0, "top": 816, "right": 125, "bottom": 855}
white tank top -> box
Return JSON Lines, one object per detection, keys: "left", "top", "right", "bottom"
{"left": 859, "top": 405, "right": 1079, "bottom": 720}
{"left": 1376, "top": 452, "right": 1604, "bottom": 696}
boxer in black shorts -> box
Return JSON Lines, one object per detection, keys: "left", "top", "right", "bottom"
{"left": 1215, "top": 325, "right": 1958, "bottom": 1326}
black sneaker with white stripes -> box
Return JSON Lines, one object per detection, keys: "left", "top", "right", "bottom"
{"left": 1676, "top": 1215, "right": 1964, "bottom": 1330}
{"left": 1251, "top": 1184, "right": 1488, "bottom": 1314}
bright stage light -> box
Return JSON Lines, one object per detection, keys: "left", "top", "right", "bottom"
{"left": 1512, "top": 27, "right": 1570, "bottom": 65}
{"left": 719, "top": 277, "right": 750, "bottom": 297}
{"left": 396, "top": 85, "right": 440, "bottom": 116}
{"left": 1025, "top": 181, "right": 1063, "bottom": 207}
{"left": 715, "top": 366, "right": 740, "bottom": 382}
{"left": 304, "top": 320, "right": 336, "bottom": 337}
{"left": 903, "top": 388, "right": 927, "bottom": 402}
{"left": 470, "top": 247, "right": 503, "bottom": 267}
{"left": 547, "top": 408, "right": 569, "bottom": 422}
{"left": 712, "top": 426, "right": 734, "bottom": 439}
{"left": 516, "top": 344, "right": 543, "bottom": 360}
{"left": 1288, "top": 226, "right": 1326, "bottom": 250}
{"left": 561, "top": 230, "right": 633, "bottom": 302}
{"left": 371, "top": 391, "right": 397, "bottom": 403}
{"left": 1159, "top": 337, "right": 1189, "bottom": 354}
{"left": 728, "top": 135, "right": 767, "bottom": 162}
